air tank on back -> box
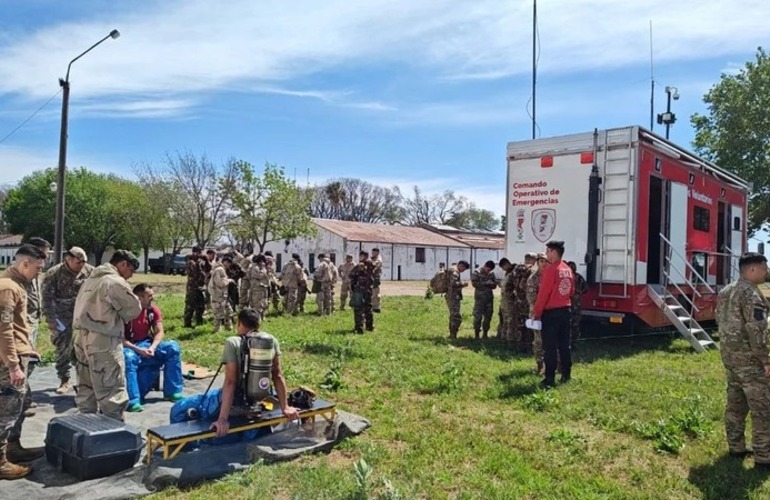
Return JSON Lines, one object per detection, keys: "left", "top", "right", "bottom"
{"left": 245, "top": 333, "right": 274, "bottom": 407}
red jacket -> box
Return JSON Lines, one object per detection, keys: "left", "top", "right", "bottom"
{"left": 533, "top": 260, "right": 574, "bottom": 319}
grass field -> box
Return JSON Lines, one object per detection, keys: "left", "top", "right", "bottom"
{"left": 34, "top": 282, "right": 770, "bottom": 499}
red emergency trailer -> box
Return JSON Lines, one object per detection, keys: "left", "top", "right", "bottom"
{"left": 505, "top": 126, "right": 749, "bottom": 348}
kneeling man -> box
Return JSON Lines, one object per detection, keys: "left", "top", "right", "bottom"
{"left": 123, "top": 284, "right": 184, "bottom": 412}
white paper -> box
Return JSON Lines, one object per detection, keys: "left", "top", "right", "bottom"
{"left": 525, "top": 319, "right": 542, "bottom": 331}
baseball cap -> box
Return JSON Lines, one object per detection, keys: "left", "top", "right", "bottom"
{"left": 537, "top": 252, "right": 547, "bottom": 261}
{"left": 112, "top": 249, "right": 140, "bottom": 270}
{"left": 66, "top": 246, "right": 88, "bottom": 262}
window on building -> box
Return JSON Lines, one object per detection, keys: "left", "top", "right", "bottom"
{"left": 693, "top": 206, "right": 710, "bottom": 232}
{"left": 415, "top": 247, "right": 426, "bottom": 263}
{"left": 329, "top": 253, "right": 336, "bottom": 264}
{"left": 275, "top": 253, "right": 282, "bottom": 270}
{"left": 309, "top": 253, "right": 315, "bottom": 272}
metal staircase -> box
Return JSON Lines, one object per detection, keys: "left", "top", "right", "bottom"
{"left": 598, "top": 127, "right": 635, "bottom": 298}
{"left": 647, "top": 233, "right": 718, "bottom": 352}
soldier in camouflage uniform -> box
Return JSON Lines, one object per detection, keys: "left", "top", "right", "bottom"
{"left": 281, "top": 254, "right": 304, "bottom": 316}
{"left": 511, "top": 253, "right": 536, "bottom": 352}
{"left": 183, "top": 246, "right": 206, "bottom": 328}
{"left": 567, "top": 261, "right": 588, "bottom": 349}
{"left": 264, "top": 251, "right": 281, "bottom": 313}
{"left": 329, "top": 258, "right": 339, "bottom": 312}
{"left": 21, "top": 237, "right": 50, "bottom": 417}
{"left": 226, "top": 257, "right": 246, "bottom": 312}
{"left": 338, "top": 255, "right": 356, "bottom": 311}
{"left": 716, "top": 252, "right": 770, "bottom": 468}
{"left": 349, "top": 251, "right": 376, "bottom": 333}
{"left": 471, "top": 261, "right": 498, "bottom": 339}
{"left": 314, "top": 254, "right": 334, "bottom": 316}
{"left": 242, "top": 254, "right": 271, "bottom": 317}
{"left": 208, "top": 256, "right": 235, "bottom": 333}
{"left": 371, "top": 248, "right": 383, "bottom": 313}
{"left": 526, "top": 253, "right": 549, "bottom": 374}
{"left": 42, "top": 246, "right": 94, "bottom": 394}
{"left": 0, "top": 245, "right": 48, "bottom": 479}
{"left": 446, "top": 261, "right": 470, "bottom": 339}
{"left": 497, "top": 258, "right": 516, "bottom": 342}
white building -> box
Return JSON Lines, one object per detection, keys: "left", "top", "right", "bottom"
{"left": 261, "top": 218, "right": 506, "bottom": 280}
{"left": 0, "top": 234, "right": 22, "bottom": 267}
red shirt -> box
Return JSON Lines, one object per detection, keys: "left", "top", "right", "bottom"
{"left": 533, "top": 260, "right": 574, "bottom": 319}
{"left": 124, "top": 305, "right": 162, "bottom": 343}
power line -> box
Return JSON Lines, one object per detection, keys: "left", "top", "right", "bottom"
{"left": 0, "top": 88, "right": 62, "bottom": 146}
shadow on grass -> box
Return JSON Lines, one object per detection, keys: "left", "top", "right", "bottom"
{"left": 688, "top": 454, "right": 770, "bottom": 500}
{"left": 174, "top": 327, "right": 216, "bottom": 341}
{"left": 495, "top": 370, "right": 542, "bottom": 399}
{"left": 408, "top": 335, "right": 521, "bottom": 362}
{"left": 573, "top": 334, "right": 683, "bottom": 364}
{"left": 300, "top": 342, "right": 364, "bottom": 358}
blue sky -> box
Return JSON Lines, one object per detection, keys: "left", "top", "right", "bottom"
{"left": 1, "top": 0, "right": 769, "bottom": 224}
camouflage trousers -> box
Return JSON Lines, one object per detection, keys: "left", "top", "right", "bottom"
{"left": 249, "top": 288, "right": 269, "bottom": 317}
{"left": 340, "top": 282, "right": 351, "bottom": 311}
{"left": 271, "top": 289, "right": 281, "bottom": 311}
{"left": 498, "top": 299, "right": 516, "bottom": 341}
{"left": 570, "top": 308, "right": 582, "bottom": 347}
{"left": 212, "top": 300, "right": 233, "bottom": 331}
{"left": 316, "top": 283, "right": 333, "bottom": 315}
{"left": 372, "top": 285, "right": 381, "bottom": 311}
{"left": 514, "top": 301, "right": 533, "bottom": 352}
{"left": 353, "top": 291, "right": 373, "bottom": 332}
{"left": 724, "top": 367, "right": 770, "bottom": 462}
{"left": 51, "top": 325, "right": 74, "bottom": 382}
{"left": 298, "top": 286, "right": 308, "bottom": 312}
{"left": 472, "top": 296, "right": 494, "bottom": 336}
{"left": 284, "top": 286, "right": 299, "bottom": 315}
{"left": 1, "top": 358, "right": 29, "bottom": 449}
{"left": 446, "top": 295, "right": 462, "bottom": 338}
{"left": 533, "top": 330, "right": 544, "bottom": 363}
{"left": 183, "top": 288, "right": 205, "bottom": 326}
{"left": 24, "top": 324, "right": 39, "bottom": 413}
{"left": 74, "top": 330, "right": 128, "bottom": 421}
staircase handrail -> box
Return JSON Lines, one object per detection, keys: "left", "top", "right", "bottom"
{"left": 659, "top": 233, "right": 716, "bottom": 294}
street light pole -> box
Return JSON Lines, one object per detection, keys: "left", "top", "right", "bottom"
{"left": 53, "top": 29, "right": 120, "bottom": 264}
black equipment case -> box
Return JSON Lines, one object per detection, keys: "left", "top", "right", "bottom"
{"left": 45, "top": 414, "right": 142, "bottom": 480}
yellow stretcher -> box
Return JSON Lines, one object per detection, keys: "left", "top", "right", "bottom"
{"left": 145, "top": 399, "right": 336, "bottom": 463}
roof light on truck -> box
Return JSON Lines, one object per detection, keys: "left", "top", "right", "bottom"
{"left": 540, "top": 156, "right": 553, "bottom": 168}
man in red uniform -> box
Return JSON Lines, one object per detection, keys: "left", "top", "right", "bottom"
{"left": 532, "top": 240, "right": 574, "bottom": 388}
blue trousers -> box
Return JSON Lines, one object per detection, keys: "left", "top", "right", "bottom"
{"left": 169, "top": 388, "right": 269, "bottom": 447}
{"left": 123, "top": 339, "right": 184, "bottom": 406}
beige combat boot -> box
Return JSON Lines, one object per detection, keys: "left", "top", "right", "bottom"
{"left": 7, "top": 439, "right": 44, "bottom": 463}
{"left": 55, "top": 380, "right": 71, "bottom": 395}
{"left": 0, "top": 446, "right": 32, "bottom": 480}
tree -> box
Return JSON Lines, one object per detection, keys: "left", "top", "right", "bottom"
{"left": 0, "top": 185, "right": 9, "bottom": 234}
{"left": 500, "top": 214, "right": 506, "bottom": 231}
{"left": 399, "top": 187, "right": 471, "bottom": 226}
{"left": 446, "top": 208, "right": 500, "bottom": 231}
{"left": 309, "top": 178, "right": 403, "bottom": 224}
{"left": 228, "top": 162, "right": 315, "bottom": 252}
{"left": 3, "top": 168, "right": 142, "bottom": 263}
{"left": 137, "top": 152, "right": 238, "bottom": 248}
{"left": 692, "top": 48, "right": 770, "bottom": 234}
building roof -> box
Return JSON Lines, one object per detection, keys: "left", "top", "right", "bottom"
{"left": 0, "top": 234, "right": 23, "bottom": 247}
{"left": 423, "top": 225, "right": 506, "bottom": 250}
{"left": 312, "top": 219, "right": 468, "bottom": 248}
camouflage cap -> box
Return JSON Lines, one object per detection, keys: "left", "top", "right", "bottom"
{"left": 537, "top": 252, "right": 547, "bottom": 261}
{"left": 112, "top": 249, "right": 140, "bottom": 270}
{"left": 66, "top": 246, "right": 88, "bottom": 262}
{"left": 525, "top": 252, "right": 538, "bottom": 259}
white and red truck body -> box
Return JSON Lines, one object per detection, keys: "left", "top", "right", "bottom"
{"left": 505, "top": 126, "right": 749, "bottom": 331}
